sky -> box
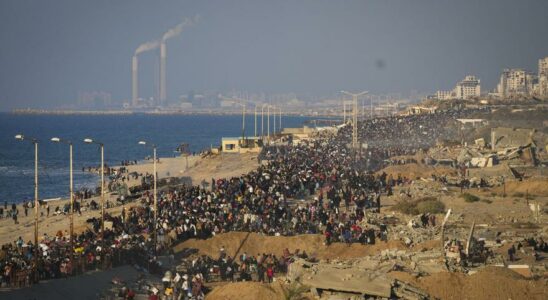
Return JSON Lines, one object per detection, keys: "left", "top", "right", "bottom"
{"left": 0, "top": 0, "right": 547, "bottom": 110}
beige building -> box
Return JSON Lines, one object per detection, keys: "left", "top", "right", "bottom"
{"left": 435, "top": 90, "right": 454, "bottom": 100}
{"left": 496, "top": 68, "right": 537, "bottom": 98}
{"left": 454, "top": 75, "right": 481, "bottom": 99}
{"left": 221, "top": 137, "right": 262, "bottom": 153}
{"left": 434, "top": 75, "right": 480, "bottom": 100}
{"left": 538, "top": 56, "right": 548, "bottom": 98}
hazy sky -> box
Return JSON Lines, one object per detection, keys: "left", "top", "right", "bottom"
{"left": 1, "top": 0, "right": 547, "bottom": 110}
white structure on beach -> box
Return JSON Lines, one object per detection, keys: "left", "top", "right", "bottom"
{"left": 434, "top": 75, "right": 481, "bottom": 100}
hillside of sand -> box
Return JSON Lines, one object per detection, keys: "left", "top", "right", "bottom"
{"left": 376, "top": 163, "right": 458, "bottom": 179}
{"left": 120, "top": 152, "right": 259, "bottom": 187}
{"left": 389, "top": 267, "right": 547, "bottom": 300}
{"left": 174, "top": 231, "right": 407, "bottom": 260}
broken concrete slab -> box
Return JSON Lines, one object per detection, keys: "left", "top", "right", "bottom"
{"left": 289, "top": 260, "right": 392, "bottom": 298}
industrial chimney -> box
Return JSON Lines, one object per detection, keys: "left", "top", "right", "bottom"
{"left": 159, "top": 42, "right": 166, "bottom": 106}
{"left": 132, "top": 55, "right": 138, "bottom": 107}
{"left": 132, "top": 39, "right": 160, "bottom": 107}
{"left": 159, "top": 17, "right": 197, "bottom": 106}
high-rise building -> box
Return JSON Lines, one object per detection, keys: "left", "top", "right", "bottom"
{"left": 454, "top": 75, "right": 481, "bottom": 99}
{"left": 433, "top": 75, "right": 480, "bottom": 100}
{"left": 496, "top": 68, "right": 536, "bottom": 98}
{"left": 538, "top": 57, "right": 548, "bottom": 99}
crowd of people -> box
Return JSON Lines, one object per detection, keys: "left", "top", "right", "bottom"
{"left": 1, "top": 109, "right": 489, "bottom": 294}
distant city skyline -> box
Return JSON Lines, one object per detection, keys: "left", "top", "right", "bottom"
{"left": 1, "top": 0, "right": 548, "bottom": 110}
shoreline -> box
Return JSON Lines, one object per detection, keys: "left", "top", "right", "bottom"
{"left": 8, "top": 109, "right": 316, "bottom": 117}
{"left": 0, "top": 151, "right": 259, "bottom": 245}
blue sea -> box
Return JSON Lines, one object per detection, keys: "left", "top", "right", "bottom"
{"left": 0, "top": 113, "right": 310, "bottom": 203}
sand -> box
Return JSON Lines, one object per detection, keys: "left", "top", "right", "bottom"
{"left": 174, "top": 232, "right": 406, "bottom": 260}
{"left": 376, "top": 163, "right": 458, "bottom": 179}
{"left": 0, "top": 193, "right": 123, "bottom": 245}
{"left": 492, "top": 179, "right": 548, "bottom": 197}
{"left": 0, "top": 152, "right": 259, "bottom": 245}
{"left": 390, "top": 267, "right": 547, "bottom": 300}
{"left": 206, "top": 281, "right": 286, "bottom": 300}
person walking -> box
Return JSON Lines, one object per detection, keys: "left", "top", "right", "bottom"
{"left": 266, "top": 265, "right": 274, "bottom": 283}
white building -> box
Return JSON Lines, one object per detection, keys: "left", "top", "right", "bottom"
{"left": 454, "top": 75, "right": 481, "bottom": 99}
{"left": 434, "top": 75, "right": 480, "bottom": 100}
{"left": 435, "top": 90, "right": 454, "bottom": 100}
{"left": 538, "top": 56, "right": 548, "bottom": 99}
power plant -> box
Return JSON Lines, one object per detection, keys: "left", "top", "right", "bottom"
{"left": 132, "top": 17, "right": 196, "bottom": 108}
{"left": 132, "top": 39, "right": 160, "bottom": 106}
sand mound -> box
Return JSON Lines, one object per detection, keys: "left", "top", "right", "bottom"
{"left": 377, "top": 163, "right": 457, "bottom": 179}
{"left": 494, "top": 179, "right": 548, "bottom": 196}
{"left": 391, "top": 267, "right": 547, "bottom": 300}
{"left": 206, "top": 281, "right": 284, "bottom": 300}
{"left": 314, "top": 240, "right": 405, "bottom": 259}
{"left": 174, "top": 232, "right": 406, "bottom": 260}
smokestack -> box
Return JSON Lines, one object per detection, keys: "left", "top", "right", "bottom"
{"left": 131, "top": 39, "right": 160, "bottom": 107}
{"left": 159, "top": 16, "right": 198, "bottom": 105}
{"left": 159, "top": 41, "right": 166, "bottom": 105}
{"left": 132, "top": 55, "right": 138, "bottom": 106}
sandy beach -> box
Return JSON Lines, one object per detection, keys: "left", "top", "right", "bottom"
{"left": 0, "top": 152, "right": 259, "bottom": 245}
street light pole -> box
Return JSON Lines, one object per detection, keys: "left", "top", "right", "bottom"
{"left": 15, "top": 134, "right": 39, "bottom": 281}
{"left": 34, "top": 140, "right": 38, "bottom": 250}
{"left": 139, "top": 141, "right": 157, "bottom": 254}
{"left": 254, "top": 106, "right": 257, "bottom": 137}
{"left": 267, "top": 105, "right": 270, "bottom": 142}
{"left": 242, "top": 104, "right": 246, "bottom": 143}
{"left": 153, "top": 146, "right": 157, "bottom": 253}
{"left": 341, "top": 91, "right": 368, "bottom": 151}
{"left": 220, "top": 96, "right": 246, "bottom": 144}
{"left": 51, "top": 137, "right": 74, "bottom": 271}
{"left": 83, "top": 138, "right": 105, "bottom": 251}
{"left": 343, "top": 97, "right": 346, "bottom": 123}
{"left": 100, "top": 143, "right": 104, "bottom": 247}
{"left": 272, "top": 105, "right": 276, "bottom": 134}
{"left": 279, "top": 107, "right": 282, "bottom": 133}
{"left": 69, "top": 142, "right": 73, "bottom": 265}
{"left": 370, "top": 95, "right": 374, "bottom": 118}
{"left": 261, "top": 104, "right": 267, "bottom": 140}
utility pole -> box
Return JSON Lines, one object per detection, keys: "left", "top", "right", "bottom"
{"left": 220, "top": 96, "right": 246, "bottom": 144}
{"left": 261, "top": 104, "right": 267, "bottom": 139}
{"left": 342, "top": 96, "right": 346, "bottom": 123}
{"left": 278, "top": 107, "right": 282, "bottom": 132}
{"left": 51, "top": 137, "right": 74, "bottom": 272}
{"left": 341, "top": 91, "right": 368, "bottom": 150}
{"left": 370, "top": 95, "right": 374, "bottom": 118}
{"left": 267, "top": 105, "right": 270, "bottom": 141}
{"left": 272, "top": 105, "right": 276, "bottom": 134}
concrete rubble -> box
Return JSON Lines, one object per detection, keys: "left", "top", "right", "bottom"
{"left": 287, "top": 258, "right": 434, "bottom": 300}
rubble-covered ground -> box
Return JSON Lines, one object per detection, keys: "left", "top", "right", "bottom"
{"left": 93, "top": 105, "right": 547, "bottom": 300}
{"left": 197, "top": 107, "right": 547, "bottom": 299}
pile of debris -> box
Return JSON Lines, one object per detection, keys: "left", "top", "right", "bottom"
{"left": 286, "top": 257, "right": 437, "bottom": 299}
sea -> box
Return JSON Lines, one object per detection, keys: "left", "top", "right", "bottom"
{"left": 0, "top": 113, "right": 310, "bottom": 203}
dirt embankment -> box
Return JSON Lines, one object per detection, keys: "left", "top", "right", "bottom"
{"left": 174, "top": 232, "right": 406, "bottom": 260}
{"left": 377, "top": 163, "right": 457, "bottom": 180}
{"left": 389, "top": 267, "right": 547, "bottom": 300}
{"left": 206, "top": 281, "right": 286, "bottom": 300}
{"left": 492, "top": 179, "right": 548, "bottom": 197}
